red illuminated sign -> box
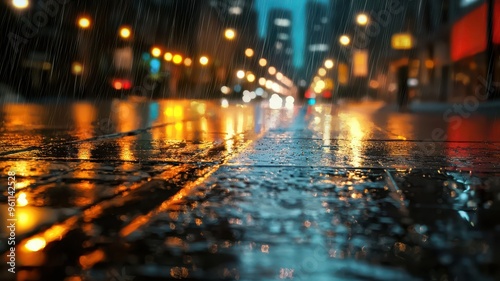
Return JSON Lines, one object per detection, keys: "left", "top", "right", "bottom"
{"left": 451, "top": 0, "right": 500, "bottom": 61}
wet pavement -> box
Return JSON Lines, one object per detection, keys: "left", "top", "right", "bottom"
{"left": 1, "top": 99, "right": 500, "bottom": 280}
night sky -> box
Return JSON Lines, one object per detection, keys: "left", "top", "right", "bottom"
{"left": 254, "top": 0, "right": 329, "bottom": 68}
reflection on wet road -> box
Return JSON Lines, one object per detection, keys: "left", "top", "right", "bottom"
{"left": 1, "top": 100, "right": 500, "bottom": 280}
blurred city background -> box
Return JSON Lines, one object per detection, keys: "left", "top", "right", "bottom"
{"left": 1, "top": 0, "right": 499, "bottom": 105}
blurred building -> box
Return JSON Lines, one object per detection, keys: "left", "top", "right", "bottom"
{"left": 1, "top": 0, "right": 82, "bottom": 96}
{"left": 137, "top": 0, "right": 261, "bottom": 99}
{"left": 211, "top": 0, "right": 258, "bottom": 46}
{"left": 413, "top": 0, "right": 500, "bottom": 102}
{"left": 303, "top": 0, "right": 332, "bottom": 81}
{"left": 371, "top": 0, "right": 500, "bottom": 104}
{"left": 264, "top": 9, "right": 294, "bottom": 76}
{"left": 0, "top": 0, "right": 145, "bottom": 97}
{"left": 329, "top": 0, "right": 350, "bottom": 40}
{"left": 0, "top": 0, "right": 261, "bottom": 99}
{"left": 186, "top": 0, "right": 260, "bottom": 98}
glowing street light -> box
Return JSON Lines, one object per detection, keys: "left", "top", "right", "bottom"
{"left": 265, "top": 80, "right": 273, "bottom": 89}
{"left": 221, "top": 86, "right": 231, "bottom": 94}
{"left": 151, "top": 47, "right": 162, "bottom": 57}
{"left": 272, "top": 82, "right": 281, "bottom": 93}
{"left": 339, "top": 35, "right": 351, "bottom": 46}
{"left": 224, "top": 28, "right": 236, "bottom": 40}
{"left": 316, "top": 80, "right": 326, "bottom": 91}
{"left": 324, "top": 59, "right": 334, "bottom": 69}
{"left": 236, "top": 70, "right": 245, "bottom": 79}
{"left": 12, "top": 0, "right": 29, "bottom": 9}
{"left": 164, "top": 52, "right": 173, "bottom": 61}
{"left": 119, "top": 27, "right": 131, "bottom": 39}
{"left": 173, "top": 54, "right": 183, "bottom": 64}
{"left": 71, "top": 62, "right": 83, "bottom": 75}
{"left": 259, "top": 58, "right": 267, "bottom": 67}
{"left": 245, "top": 48, "right": 254, "bottom": 57}
{"left": 184, "top": 58, "right": 192, "bottom": 67}
{"left": 199, "top": 56, "right": 209, "bottom": 65}
{"left": 268, "top": 66, "right": 276, "bottom": 75}
{"left": 258, "top": 77, "right": 266, "bottom": 86}
{"left": 247, "top": 73, "right": 256, "bottom": 82}
{"left": 318, "top": 68, "right": 327, "bottom": 77}
{"left": 77, "top": 16, "right": 91, "bottom": 29}
{"left": 356, "top": 13, "right": 369, "bottom": 26}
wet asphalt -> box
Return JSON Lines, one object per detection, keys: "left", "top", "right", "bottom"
{"left": 0, "top": 99, "right": 500, "bottom": 281}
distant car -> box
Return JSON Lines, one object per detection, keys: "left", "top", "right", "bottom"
{"left": 108, "top": 69, "right": 133, "bottom": 96}
{"left": 110, "top": 77, "right": 133, "bottom": 91}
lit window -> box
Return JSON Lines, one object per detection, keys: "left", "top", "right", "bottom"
{"left": 308, "top": 44, "right": 329, "bottom": 52}
{"left": 274, "top": 18, "right": 291, "bottom": 27}
{"left": 277, "top": 33, "right": 289, "bottom": 40}
{"left": 229, "top": 6, "right": 242, "bottom": 15}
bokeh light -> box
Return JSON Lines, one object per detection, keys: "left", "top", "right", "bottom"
{"left": 356, "top": 13, "right": 369, "bottom": 25}
{"left": 77, "top": 16, "right": 91, "bottom": 29}
{"left": 324, "top": 59, "right": 334, "bottom": 69}
{"left": 173, "top": 54, "right": 183, "bottom": 64}
{"left": 12, "top": 0, "right": 29, "bottom": 9}
{"left": 224, "top": 28, "right": 236, "bottom": 40}
{"left": 339, "top": 35, "right": 351, "bottom": 46}
{"left": 151, "top": 47, "right": 162, "bottom": 57}
{"left": 236, "top": 70, "right": 245, "bottom": 79}
{"left": 245, "top": 48, "right": 254, "bottom": 57}
{"left": 119, "top": 27, "right": 131, "bottom": 38}
{"left": 199, "top": 56, "right": 209, "bottom": 65}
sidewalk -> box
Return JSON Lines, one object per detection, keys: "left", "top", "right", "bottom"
{"left": 1, "top": 102, "right": 499, "bottom": 281}
{"left": 120, "top": 105, "right": 499, "bottom": 281}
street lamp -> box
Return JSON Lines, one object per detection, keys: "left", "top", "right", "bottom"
{"left": 119, "top": 27, "right": 132, "bottom": 39}
{"left": 199, "top": 56, "right": 209, "bottom": 66}
{"left": 12, "top": 0, "right": 29, "bottom": 9}
{"left": 324, "top": 59, "right": 334, "bottom": 69}
{"left": 339, "top": 35, "right": 351, "bottom": 46}
{"left": 184, "top": 58, "right": 192, "bottom": 67}
{"left": 77, "top": 16, "right": 91, "bottom": 29}
{"left": 247, "top": 73, "right": 256, "bottom": 82}
{"left": 236, "top": 70, "right": 245, "bottom": 79}
{"left": 71, "top": 62, "right": 83, "bottom": 76}
{"left": 151, "top": 47, "right": 161, "bottom": 57}
{"left": 259, "top": 58, "right": 267, "bottom": 67}
{"left": 356, "top": 13, "right": 369, "bottom": 26}
{"left": 245, "top": 48, "right": 254, "bottom": 57}
{"left": 164, "top": 52, "right": 173, "bottom": 61}
{"left": 258, "top": 77, "right": 266, "bottom": 86}
{"left": 224, "top": 28, "right": 236, "bottom": 40}
{"left": 268, "top": 66, "right": 276, "bottom": 75}
{"left": 265, "top": 80, "right": 273, "bottom": 89}
{"left": 172, "top": 54, "right": 183, "bottom": 65}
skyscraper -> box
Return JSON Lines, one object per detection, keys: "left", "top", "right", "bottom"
{"left": 303, "top": 0, "right": 331, "bottom": 80}
{"left": 265, "top": 9, "right": 294, "bottom": 75}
